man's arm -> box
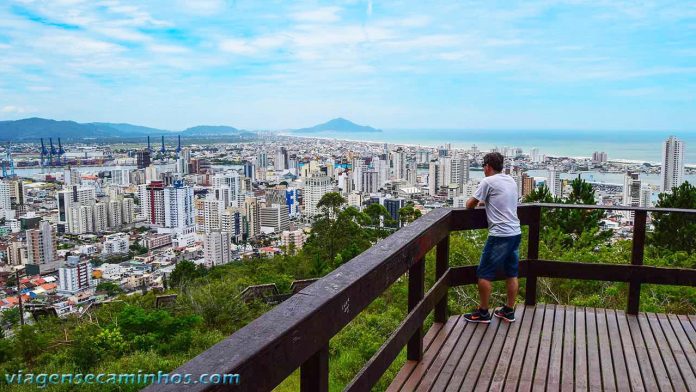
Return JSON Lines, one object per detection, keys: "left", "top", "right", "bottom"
{"left": 466, "top": 197, "right": 480, "bottom": 209}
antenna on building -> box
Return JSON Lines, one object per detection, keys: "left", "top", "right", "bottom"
{"left": 147, "top": 136, "right": 152, "bottom": 153}
{"left": 176, "top": 135, "right": 182, "bottom": 156}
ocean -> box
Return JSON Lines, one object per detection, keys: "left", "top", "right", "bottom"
{"left": 293, "top": 129, "right": 696, "bottom": 165}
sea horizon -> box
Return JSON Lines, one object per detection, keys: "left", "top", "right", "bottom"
{"left": 287, "top": 129, "right": 696, "bottom": 166}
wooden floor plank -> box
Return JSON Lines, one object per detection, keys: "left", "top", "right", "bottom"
{"left": 423, "top": 315, "right": 478, "bottom": 392}
{"left": 625, "top": 314, "right": 659, "bottom": 392}
{"left": 546, "top": 304, "right": 565, "bottom": 391}
{"left": 560, "top": 305, "right": 575, "bottom": 392}
{"left": 615, "top": 310, "right": 645, "bottom": 392}
{"left": 638, "top": 312, "right": 678, "bottom": 392}
{"left": 658, "top": 313, "right": 696, "bottom": 389}
{"left": 516, "top": 303, "right": 547, "bottom": 392}
{"left": 668, "top": 314, "right": 696, "bottom": 375}
{"left": 585, "top": 308, "right": 603, "bottom": 392}
{"left": 595, "top": 308, "right": 617, "bottom": 391}
{"left": 387, "top": 306, "right": 696, "bottom": 392}
{"left": 413, "top": 318, "right": 470, "bottom": 392}
{"left": 459, "top": 309, "right": 508, "bottom": 390}
{"left": 574, "top": 307, "right": 588, "bottom": 392}
{"left": 688, "top": 314, "right": 696, "bottom": 331}
{"left": 605, "top": 309, "right": 630, "bottom": 391}
{"left": 646, "top": 312, "right": 688, "bottom": 391}
{"left": 676, "top": 314, "right": 696, "bottom": 352}
{"left": 473, "top": 305, "right": 523, "bottom": 392}
{"left": 388, "top": 318, "right": 452, "bottom": 392}
{"left": 488, "top": 305, "right": 532, "bottom": 392}
{"left": 445, "top": 319, "right": 494, "bottom": 391}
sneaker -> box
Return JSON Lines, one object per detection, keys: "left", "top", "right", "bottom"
{"left": 494, "top": 305, "right": 516, "bottom": 322}
{"left": 463, "top": 308, "right": 491, "bottom": 323}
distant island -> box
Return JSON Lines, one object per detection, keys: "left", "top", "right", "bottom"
{"left": 294, "top": 118, "right": 381, "bottom": 133}
{"left": 0, "top": 118, "right": 252, "bottom": 140}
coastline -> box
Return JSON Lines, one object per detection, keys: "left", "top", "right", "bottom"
{"left": 279, "top": 132, "right": 696, "bottom": 168}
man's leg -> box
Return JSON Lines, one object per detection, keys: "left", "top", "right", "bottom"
{"left": 478, "top": 278, "right": 492, "bottom": 310}
{"left": 505, "top": 277, "right": 518, "bottom": 308}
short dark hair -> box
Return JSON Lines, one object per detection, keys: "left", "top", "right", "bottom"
{"left": 483, "top": 152, "right": 504, "bottom": 172}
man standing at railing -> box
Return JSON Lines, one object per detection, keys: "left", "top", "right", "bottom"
{"left": 463, "top": 152, "right": 521, "bottom": 323}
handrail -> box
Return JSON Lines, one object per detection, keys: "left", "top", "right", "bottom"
{"left": 143, "top": 204, "right": 696, "bottom": 392}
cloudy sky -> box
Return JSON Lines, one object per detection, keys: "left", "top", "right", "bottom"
{"left": 0, "top": 0, "right": 695, "bottom": 131}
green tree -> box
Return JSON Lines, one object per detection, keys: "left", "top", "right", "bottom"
{"left": 524, "top": 179, "right": 610, "bottom": 250}
{"left": 398, "top": 203, "right": 422, "bottom": 226}
{"left": 651, "top": 181, "right": 696, "bottom": 252}
{"left": 169, "top": 260, "right": 207, "bottom": 287}
{"left": 97, "top": 281, "right": 124, "bottom": 297}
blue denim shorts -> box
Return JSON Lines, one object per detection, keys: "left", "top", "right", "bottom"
{"left": 477, "top": 234, "right": 522, "bottom": 280}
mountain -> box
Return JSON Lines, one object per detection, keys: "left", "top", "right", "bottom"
{"left": 0, "top": 118, "right": 118, "bottom": 139}
{"left": 181, "top": 125, "right": 240, "bottom": 136}
{"left": 294, "top": 118, "right": 381, "bottom": 133}
{"left": 91, "top": 122, "right": 172, "bottom": 136}
{"left": 0, "top": 118, "right": 252, "bottom": 140}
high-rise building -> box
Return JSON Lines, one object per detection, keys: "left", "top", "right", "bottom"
{"left": 57, "top": 186, "right": 97, "bottom": 234}
{"left": 661, "top": 136, "right": 685, "bottom": 193}
{"left": 111, "top": 167, "right": 131, "bottom": 186}
{"left": 391, "top": 148, "right": 406, "bottom": 180}
{"left": 244, "top": 196, "right": 260, "bottom": 238}
{"left": 428, "top": 160, "right": 439, "bottom": 196}
{"left": 592, "top": 151, "right": 608, "bottom": 164}
{"left": 107, "top": 199, "right": 123, "bottom": 228}
{"left": 260, "top": 204, "right": 290, "bottom": 233}
{"left": 203, "top": 231, "right": 233, "bottom": 268}
{"left": 383, "top": 197, "right": 406, "bottom": 224}
{"left": 0, "top": 181, "right": 11, "bottom": 211}
{"left": 58, "top": 255, "right": 94, "bottom": 294}
{"left": 26, "top": 220, "right": 57, "bottom": 265}
{"left": 521, "top": 174, "right": 536, "bottom": 198}
{"left": 122, "top": 197, "right": 135, "bottom": 224}
{"left": 438, "top": 156, "right": 452, "bottom": 189}
{"left": 143, "top": 181, "right": 165, "bottom": 226}
{"left": 304, "top": 175, "right": 332, "bottom": 217}
{"left": 361, "top": 170, "right": 379, "bottom": 194}
{"left": 275, "top": 147, "right": 289, "bottom": 171}
{"left": 93, "top": 203, "right": 108, "bottom": 232}
{"left": 136, "top": 150, "right": 151, "bottom": 169}
{"left": 9, "top": 179, "right": 24, "bottom": 207}
{"left": 640, "top": 186, "right": 652, "bottom": 208}
{"left": 623, "top": 171, "right": 641, "bottom": 222}
{"left": 163, "top": 181, "right": 194, "bottom": 232}
{"left": 213, "top": 170, "right": 243, "bottom": 208}
{"left": 547, "top": 166, "right": 561, "bottom": 198}
{"left": 257, "top": 151, "right": 268, "bottom": 168}
{"left": 451, "top": 155, "right": 469, "bottom": 189}
{"left": 221, "top": 207, "right": 245, "bottom": 242}
{"left": 196, "top": 197, "right": 223, "bottom": 233}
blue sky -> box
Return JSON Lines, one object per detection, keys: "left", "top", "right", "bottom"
{"left": 0, "top": 0, "right": 695, "bottom": 131}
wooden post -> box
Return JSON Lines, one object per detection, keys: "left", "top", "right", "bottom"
{"left": 301, "top": 345, "right": 329, "bottom": 392}
{"left": 407, "top": 257, "right": 425, "bottom": 361}
{"left": 435, "top": 236, "right": 449, "bottom": 323}
{"left": 628, "top": 210, "right": 647, "bottom": 315}
{"left": 525, "top": 206, "right": 541, "bottom": 306}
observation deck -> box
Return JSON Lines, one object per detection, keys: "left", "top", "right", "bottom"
{"left": 144, "top": 204, "right": 696, "bottom": 391}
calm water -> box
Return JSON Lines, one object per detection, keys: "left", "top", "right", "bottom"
{"left": 295, "top": 129, "right": 696, "bottom": 165}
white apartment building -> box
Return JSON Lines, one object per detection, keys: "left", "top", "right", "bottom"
{"left": 102, "top": 233, "right": 130, "bottom": 255}
{"left": 661, "top": 136, "right": 685, "bottom": 193}
{"left": 203, "top": 231, "right": 232, "bottom": 268}
{"left": 58, "top": 256, "right": 94, "bottom": 295}
{"left": 304, "top": 175, "right": 332, "bottom": 217}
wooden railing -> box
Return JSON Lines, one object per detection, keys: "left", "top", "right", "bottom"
{"left": 143, "top": 204, "right": 696, "bottom": 392}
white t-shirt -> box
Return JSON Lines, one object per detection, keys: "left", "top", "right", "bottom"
{"left": 473, "top": 173, "right": 521, "bottom": 237}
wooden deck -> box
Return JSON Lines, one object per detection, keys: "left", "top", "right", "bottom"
{"left": 388, "top": 304, "right": 696, "bottom": 391}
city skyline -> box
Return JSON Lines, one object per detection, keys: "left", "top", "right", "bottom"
{"left": 1, "top": 1, "right": 695, "bottom": 131}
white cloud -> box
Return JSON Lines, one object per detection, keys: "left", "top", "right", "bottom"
{"left": 219, "top": 38, "right": 257, "bottom": 55}
{"left": 1, "top": 105, "right": 31, "bottom": 114}
{"left": 149, "top": 44, "right": 189, "bottom": 54}
{"left": 291, "top": 7, "right": 343, "bottom": 23}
